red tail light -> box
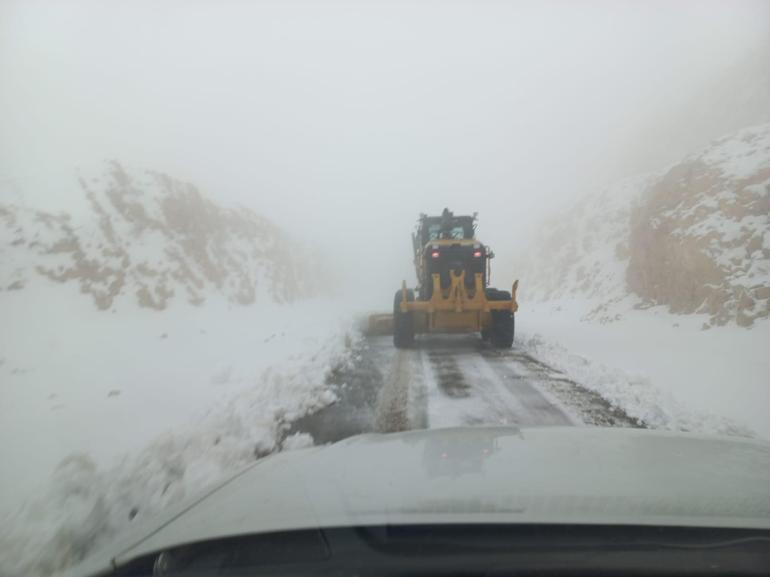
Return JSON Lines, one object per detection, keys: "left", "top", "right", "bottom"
{"left": 431, "top": 251, "right": 440, "bottom": 258}
{"left": 473, "top": 250, "right": 482, "bottom": 258}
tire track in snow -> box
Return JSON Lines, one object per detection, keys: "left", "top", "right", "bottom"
{"left": 482, "top": 348, "right": 644, "bottom": 429}
{"left": 420, "top": 335, "right": 575, "bottom": 428}
{"left": 289, "top": 333, "right": 641, "bottom": 444}
{"left": 374, "top": 348, "right": 413, "bottom": 433}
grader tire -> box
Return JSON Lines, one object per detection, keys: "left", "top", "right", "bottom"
{"left": 487, "top": 289, "right": 514, "bottom": 348}
{"left": 393, "top": 289, "right": 415, "bottom": 348}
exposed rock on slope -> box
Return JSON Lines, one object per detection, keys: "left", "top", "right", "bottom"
{"left": 517, "top": 175, "right": 655, "bottom": 311}
{"left": 519, "top": 123, "right": 770, "bottom": 327}
{"left": 627, "top": 126, "right": 770, "bottom": 326}
{"left": 0, "top": 162, "right": 316, "bottom": 309}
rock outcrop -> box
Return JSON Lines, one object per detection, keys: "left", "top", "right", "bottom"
{"left": 0, "top": 162, "right": 317, "bottom": 310}
{"left": 518, "top": 123, "right": 770, "bottom": 327}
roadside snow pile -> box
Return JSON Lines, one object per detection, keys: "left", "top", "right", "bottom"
{"left": 519, "top": 123, "right": 770, "bottom": 327}
{"left": 519, "top": 333, "right": 751, "bottom": 437}
{"left": 0, "top": 161, "right": 320, "bottom": 310}
{"left": 0, "top": 318, "right": 358, "bottom": 577}
{"left": 518, "top": 302, "right": 769, "bottom": 440}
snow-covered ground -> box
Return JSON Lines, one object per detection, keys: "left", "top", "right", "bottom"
{"left": 517, "top": 300, "right": 770, "bottom": 439}
{"left": 3, "top": 286, "right": 768, "bottom": 577}
{"left": 0, "top": 281, "right": 356, "bottom": 577}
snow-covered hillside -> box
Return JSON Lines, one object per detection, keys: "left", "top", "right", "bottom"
{"left": 0, "top": 161, "right": 338, "bottom": 514}
{"left": 519, "top": 123, "right": 770, "bottom": 327}
{"left": 514, "top": 124, "right": 770, "bottom": 444}
{"left": 1, "top": 161, "right": 317, "bottom": 310}
{"left": 515, "top": 174, "right": 656, "bottom": 322}
{"left": 0, "top": 163, "right": 354, "bottom": 576}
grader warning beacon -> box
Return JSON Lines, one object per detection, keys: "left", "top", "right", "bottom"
{"left": 369, "top": 209, "right": 518, "bottom": 348}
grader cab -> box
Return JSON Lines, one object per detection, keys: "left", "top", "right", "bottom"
{"left": 383, "top": 209, "right": 518, "bottom": 348}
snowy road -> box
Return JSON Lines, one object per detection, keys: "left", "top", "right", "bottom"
{"left": 291, "top": 334, "right": 642, "bottom": 442}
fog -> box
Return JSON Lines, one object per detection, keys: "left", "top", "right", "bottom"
{"left": 1, "top": 0, "right": 768, "bottom": 306}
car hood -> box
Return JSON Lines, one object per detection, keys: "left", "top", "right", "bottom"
{"left": 66, "top": 426, "right": 770, "bottom": 576}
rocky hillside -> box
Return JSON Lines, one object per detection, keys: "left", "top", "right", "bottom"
{"left": 0, "top": 162, "right": 317, "bottom": 310}
{"left": 519, "top": 123, "right": 770, "bottom": 327}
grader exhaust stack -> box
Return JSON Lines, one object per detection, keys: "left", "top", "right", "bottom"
{"left": 383, "top": 209, "right": 518, "bottom": 348}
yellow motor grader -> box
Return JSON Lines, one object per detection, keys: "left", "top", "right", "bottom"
{"left": 369, "top": 209, "right": 518, "bottom": 348}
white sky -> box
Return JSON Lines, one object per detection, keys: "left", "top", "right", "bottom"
{"left": 1, "top": 0, "right": 768, "bottom": 301}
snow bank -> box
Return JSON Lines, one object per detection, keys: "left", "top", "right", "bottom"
{"left": 0, "top": 324, "right": 356, "bottom": 577}
{"left": 0, "top": 282, "right": 359, "bottom": 577}
{"left": 518, "top": 301, "right": 769, "bottom": 439}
